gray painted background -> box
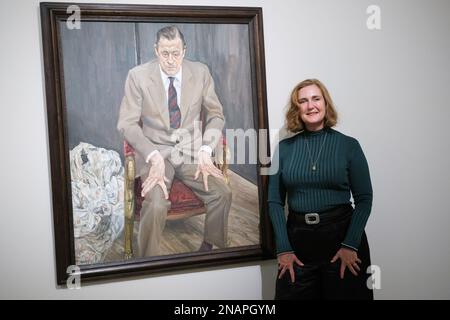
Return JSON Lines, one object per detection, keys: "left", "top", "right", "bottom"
{"left": 60, "top": 21, "right": 257, "bottom": 183}
{"left": 60, "top": 22, "right": 137, "bottom": 157}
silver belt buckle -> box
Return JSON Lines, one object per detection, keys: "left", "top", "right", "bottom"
{"left": 304, "top": 213, "right": 320, "bottom": 225}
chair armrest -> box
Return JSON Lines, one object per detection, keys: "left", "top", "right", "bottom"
{"left": 124, "top": 141, "right": 135, "bottom": 259}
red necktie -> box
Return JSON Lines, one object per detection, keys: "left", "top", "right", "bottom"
{"left": 168, "top": 77, "right": 181, "bottom": 129}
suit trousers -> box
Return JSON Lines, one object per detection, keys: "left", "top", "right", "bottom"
{"left": 138, "top": 160, "right": 232, "bottom": 257}
{"left": 275, "top": 205, "right": 373, "bottom": 300}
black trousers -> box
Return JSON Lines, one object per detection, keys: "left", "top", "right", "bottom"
{"left": 275, "top": 205, "right": 373, "bottom": 300}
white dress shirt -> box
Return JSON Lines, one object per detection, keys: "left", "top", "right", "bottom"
{"left": 159, "top": 66, "right": 182, "bottom": 106}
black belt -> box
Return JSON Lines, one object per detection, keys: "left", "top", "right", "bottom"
{"left": 288, "top": 204, "right": 353, "bottom": 226}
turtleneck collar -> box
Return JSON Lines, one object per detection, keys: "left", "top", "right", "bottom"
{"left": 303, "top": 126, "right": 329, "bottom": 136}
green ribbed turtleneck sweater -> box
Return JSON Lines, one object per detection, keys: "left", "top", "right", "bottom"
{"left": 268, "top": 127, "right": 373, "bottom": 254}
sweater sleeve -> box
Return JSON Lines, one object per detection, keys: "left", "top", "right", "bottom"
{"left": 342, "top": 140, "right": 373, "bottom": 250}
{"left": 268, "top": 144, "right": 293, "bottom": 254}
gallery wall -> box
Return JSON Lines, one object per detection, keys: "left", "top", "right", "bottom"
{"left": 1, "top": 0, "right": 450, "bottom": 299}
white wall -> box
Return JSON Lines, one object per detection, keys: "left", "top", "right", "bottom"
{"left": 1, "top": 0, "right": 449, "bottom": 299}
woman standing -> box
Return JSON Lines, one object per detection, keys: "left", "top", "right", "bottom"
{"left": 269, "top": 79, "right": 373, "bottom": 299}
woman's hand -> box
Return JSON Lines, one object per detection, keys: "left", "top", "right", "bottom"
{"left": 277, "top": 252, "right": 304, "bottom": 283}
{"left": 331, "top": 247, "right": 361, "bottom": 279}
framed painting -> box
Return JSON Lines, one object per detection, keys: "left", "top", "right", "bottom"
{"left": 40, "top": 2, "right": 274, "bottom": 285}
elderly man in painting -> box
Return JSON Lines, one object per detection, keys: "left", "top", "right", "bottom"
{"left": 117, "top": 25, "right": 231, "bottom": 257}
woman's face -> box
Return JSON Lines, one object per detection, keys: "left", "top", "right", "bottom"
{"left": 297, "top": 84, "right": 326, "bottom": 131}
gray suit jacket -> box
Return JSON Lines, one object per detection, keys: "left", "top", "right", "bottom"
{"left": 117, "top": 59, "right": 225, "bottom": 177}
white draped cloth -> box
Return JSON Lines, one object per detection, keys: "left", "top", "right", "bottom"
{"left": 70, "top": 142, "right": 124, "bottom": 264}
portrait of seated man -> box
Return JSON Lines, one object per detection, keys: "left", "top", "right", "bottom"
{"left": 117, "top": 25, "right": 232, "bottom": 257}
